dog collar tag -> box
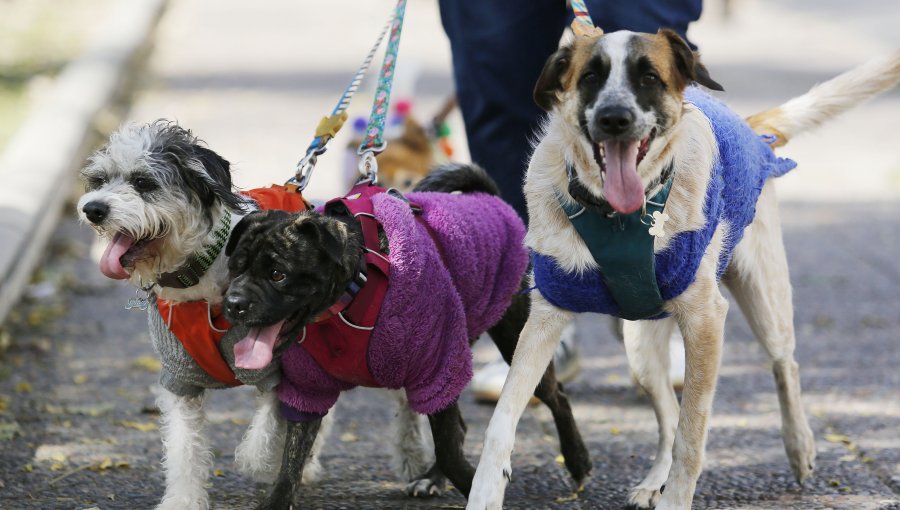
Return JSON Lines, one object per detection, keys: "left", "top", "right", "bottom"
{"left": 648, "top": 211, "right": 669, "bottom": 238}
{"left": 125, "top": 285, "right": 152, "bottom": 311}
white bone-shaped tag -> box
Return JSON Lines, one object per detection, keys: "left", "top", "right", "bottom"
{"left": 648, "top": 211, "right": 669, "bottom": 238}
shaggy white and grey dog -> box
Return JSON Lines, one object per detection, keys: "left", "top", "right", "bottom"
{"left": 76, "top": 121, "right": 332, "bottom": 509}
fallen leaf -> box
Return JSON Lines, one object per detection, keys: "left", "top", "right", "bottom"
{"left": 824, "top": 433, "right": 851, "bottom": 444}
{"left": 214, "top": 469, "right": 225, "bottom": 477}
{"left": 555, "top": 454, "right": 565, "bottom": 466}
{"left": 824, "top": 433, "right": 857, "bottom": 451}
{"left": 50, "top": 463, "right": 65, "bottom": 471}
{"left": 230, "top": 418, "right": 250, "bottom": 426}
{"left": 32, "top": 339, "right": 51, "bottom": 353}
{"left": 132, "top": 356, "right": 162, "bottom": 373}
{"left": 0, "top": 422, "right": 21, "bottom": 441}
{"left": 50, "top": 452, "right": 67, "bottom": 463}
{"left": 67, "top": 403, "right": 115, "bottom": 417}
{"left": 119, "top": 420, "right": 158, "bottom": 432}
{"left": 72, "top": 374, "right": 88, "bottom": 385}
{"left": 23, "top": 463, "right": 33, "bottom": 472}
{"left": 839, "top": 454, "right": 856, "bottom": 462}
{"left": 610, "top": 426, "right": 621, "bottom": 435}
{"left": 555, "top": 493, "right": 579, "bottom": 503}
{"left": 15, "top": 382, "right": 32, "bottom": 394}
{"left": 0, "top": 330, "right": 11, "bottom": 352}
{"left": 829, "top": 479, "right": 841, "bottom": 487}
{"left": 0, "top": 394, "right": 9, "bottom": 412}
{"left": 339, "top": 432, "right": 358, "bottom": 443}
{"left": 44, "top": 404, "right": 65, "bottom": 415}
{"left": 98, "top": 458, "right": 113, "bottom": 470}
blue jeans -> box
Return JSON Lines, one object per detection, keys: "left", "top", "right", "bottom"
{"left": 439, "top": 0, "right": 702, "bottom": 219}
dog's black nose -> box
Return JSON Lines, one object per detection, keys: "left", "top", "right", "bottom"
{"left": 596, "top": 106, "right": 635, "bottom": 136}
{"left": 225, "top": 294, "right": 250, "bottom": 318}
{"left": 82, "top": 201, "right": 110, "bottom": 224}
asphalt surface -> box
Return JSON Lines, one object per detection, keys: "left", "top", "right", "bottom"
{"left": 1, "top": 0, "right": 899, "bottom": 509}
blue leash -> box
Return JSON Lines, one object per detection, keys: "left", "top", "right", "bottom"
{"left": 288, "top": 5, "right": 398, "bottom": 190}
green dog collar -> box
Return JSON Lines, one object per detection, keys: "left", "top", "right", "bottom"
{"left": 157, "top": 212, "right": 232, "bottom": 289}
{"left": 558, "top": 167, "right": 673, "bottom": 320}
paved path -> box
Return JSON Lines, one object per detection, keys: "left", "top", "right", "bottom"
{"left": 1, "top": 0, "right": 899, "bottom": 509}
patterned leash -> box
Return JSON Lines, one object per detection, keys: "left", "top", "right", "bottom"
{"left": 288, "top": 6, "right": 397, "bottom": 190}
{"left": 569, "top": 0, "right": 603, "bottom": 37}
{"left": 357, "top": 0, "right": 407, "bottom": 184}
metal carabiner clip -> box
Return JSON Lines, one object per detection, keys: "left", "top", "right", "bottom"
{"left": 357, "top": 150, "right": 380, "bottom": 185}
{"left": 288, "top": 151, "right": 320, "bottom": 190}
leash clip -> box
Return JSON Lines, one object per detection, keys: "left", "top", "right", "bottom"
{"left": 357, "top": 149, "right": 382, "bottom": 185}
{"left": 288, "top": 151, "right": 321, "bottom": 190}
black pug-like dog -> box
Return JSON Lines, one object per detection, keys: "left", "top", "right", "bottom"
{"left": 222, "top": 164, "right": 591, "bottom": 510}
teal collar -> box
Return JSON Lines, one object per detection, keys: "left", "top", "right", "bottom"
{"left": 157, "top": 212, "right": 232, "bottom": 289}
{"left": 558, "top": 164, "right": 673, "bottom": 320}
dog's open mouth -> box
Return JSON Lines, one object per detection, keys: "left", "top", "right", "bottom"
{"left": 233, "top": 319, "right": 287, "bottom": 370}
{"left": 99, "top": 232, "right": 162, "bottom": 280}
{"left": 594, "top": 128, "right": 656, "bottom": 214}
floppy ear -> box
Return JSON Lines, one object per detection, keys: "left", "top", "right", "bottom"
{"left": 226, "top": 210, "right": 288, "bottom": 257}
{"left": 533, "top": 45, "right": 574, "bottom": 111}
{"left": 660, "top": 29, "right": 724, "bottom": 92}
{"left": 292, "top": 218, "right": 346, "bottom": 267}
{"left": 182, "top": 145, "right": 247, "bottom": 212}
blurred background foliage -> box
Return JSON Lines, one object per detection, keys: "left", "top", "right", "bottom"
{"left": 0, "top": 0, "right": 107, "bottom": 150}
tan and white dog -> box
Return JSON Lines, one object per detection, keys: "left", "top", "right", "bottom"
{"left": 465, "top": 29, "right": 900, "bottom": 510}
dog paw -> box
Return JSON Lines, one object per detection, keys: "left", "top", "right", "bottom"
{"left": 405, "top": 476, "right": 446, "bottom": 497}
{"left": 155, "top": 493, "right": 209, "bottom": 510}
{"left": 785, "top": 425, "right": 816, "bottom": 484}
{"left": 465, "top": 466, "right": 509, "bottom": 510}
{"left": 301, "top": 456, "right": 323, "bottom": 484}
{"left": 625, "top": 485, "right": 662, "bottom": 509}
{"left": 253, "top": 485, "right": 293, "bottom": 510}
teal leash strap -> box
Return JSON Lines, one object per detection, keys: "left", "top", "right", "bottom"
{"left": 357, "top": 0, "right": 407, "bottom": 184}
{"left": 289, "top": 8, "right": 396, "bottom": 190}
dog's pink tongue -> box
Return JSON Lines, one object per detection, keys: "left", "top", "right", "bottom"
{"left": 233, "top": 320, "right": 285, "bottom": 369}
{"left": 602, "top": 140, "right": 645, "bottom": 214}
{"left": 99, "top": 233, "right": 134, "bottom": 279}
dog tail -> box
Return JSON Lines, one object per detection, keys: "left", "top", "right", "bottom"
{"left": 411, "top": 162, "right": 501, "bottom": 196}
{"left": 747, "top": 50, "right": 900, "bottom": 148}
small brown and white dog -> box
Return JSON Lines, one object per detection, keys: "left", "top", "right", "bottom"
{"left": 465, "top": 29, "right": 900, "bottom": 510}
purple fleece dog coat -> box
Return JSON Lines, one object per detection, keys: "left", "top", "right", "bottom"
{"left": 532, "top": 87, "right": 797, "bottom": 316}
{"left": 277, "top": 191, "right": 528, "bottom": 416}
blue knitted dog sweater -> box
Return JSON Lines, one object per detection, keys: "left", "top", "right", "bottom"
{"left": 532, "top": 87, "right": 797, "bottom": 318}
